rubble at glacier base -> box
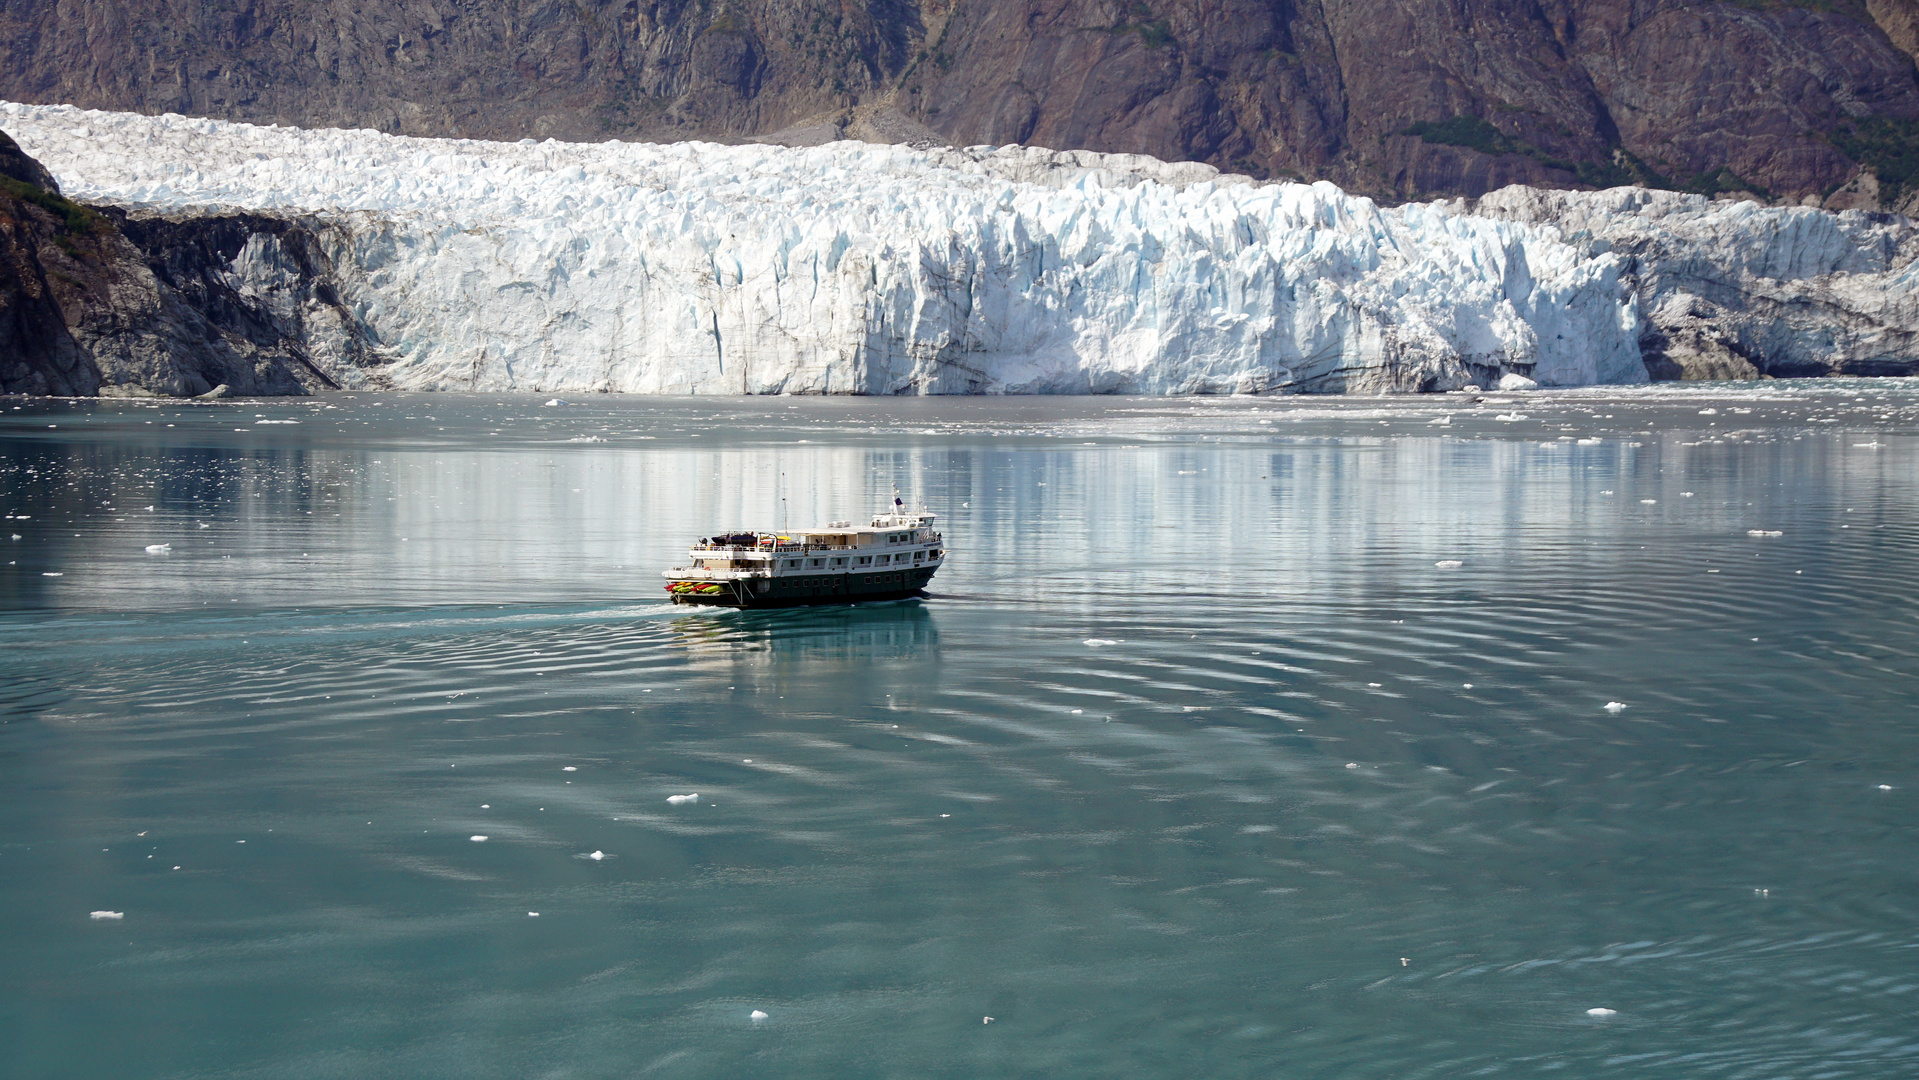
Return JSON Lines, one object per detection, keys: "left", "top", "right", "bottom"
{"left": 6, "top": 101, "right": 1915, "bottom": 395}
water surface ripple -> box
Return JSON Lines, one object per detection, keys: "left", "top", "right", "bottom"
{"left": 2, "top": 387, "right": 1917, "bottom": 1078}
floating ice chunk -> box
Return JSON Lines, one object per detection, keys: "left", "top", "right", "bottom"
{"left": 1878, "top": 784, "right": 1893, "bottom": 791}
{"left": 1434, "top": 560, "right": 1463, "bottom": 569}
{"left": 1494, "top": 413, "right": 1527, "bottom": 421}
{"left": 1345, "top": 762, "right": 1359, "bottom": 769}
{"left": 1640, "top": 498, "right": 1657, "bottom": 504}
{"left": 470, "top": 835, "right": 489, "bottom": 842}
{"left": 562, "top": 766, "right": 578, "bottom": 772}
{"left": 588, "top": 851, "right": 605, "bottom": 861}
{"left": 8, "top": 535, "right": 17, "bottom": 541}
{"left": 528, "top": 912, "right": 540, "bottom": 917}
{"left": 1083, "top": 638, "right": 1119, "bottom": 646}
{"left": 1697, "top": 409, "right": 1718, "bottom": 415}
{"left": 1603, "top": 702, "right": 1627, "bottom": 713}
{"left": 1746, "top": 530, "right": 1782, "bottom": 537}
{"left": 1496, "top": 372, "right": 1537, "bottom": 391}
{"left": 543, "top": 399, "right": 566, "bottom": 407}
{"left": 982, "top": 1016, "right": 994, "bottom": 1024}
{"left": 144, "top": 543, "right": 171, "bottom": 553}
{"left": 750, "top": 1010, "right": 768, "bottom": 1021}
{"left": 1428, "top": 415, "right": 1452, "bottom": 425}
{"left": 42, "top": 572, "right": 61, "bottom": 576}
{"left": 666, "top": 793, "right": 699, "bottom": 804}
{"left": 1586, "top": 1007, "right": 1617, "bottom": 1017}
{"left": 89, "top": 910, "right": 125, "bottom": 920}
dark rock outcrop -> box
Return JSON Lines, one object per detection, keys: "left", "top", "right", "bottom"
{"left": 1, "top": 129, "right": 340, "bottom": 396}
{"left": 4, "top": 0, "right": 1919, "bottom": 206}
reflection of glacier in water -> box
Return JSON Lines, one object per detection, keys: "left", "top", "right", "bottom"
{"left": 670, "top": 601, "right": 939, "bottom": 671}
{"left": 4, "top": 390, "right": 1918, "bottom": 615}
{"left": 3, "top": 390, "right": 1919, "bottom": 1080}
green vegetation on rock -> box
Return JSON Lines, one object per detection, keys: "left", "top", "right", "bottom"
{"left": 0, "top": 173, "right": 110, "bottom": 245}
{"left": 1830, "top": 116, "right": 1919, "bottom": 204}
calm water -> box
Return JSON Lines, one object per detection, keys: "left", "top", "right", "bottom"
{"left": 3, "top": 387, "right": 1917, "bottom": 1079}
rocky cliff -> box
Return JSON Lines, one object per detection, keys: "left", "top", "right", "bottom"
{"left": 2, "top": 0, "right": 1919, "bottom": 207}
{"left": 0, "top": 129, "right": 337, "bottom": 396}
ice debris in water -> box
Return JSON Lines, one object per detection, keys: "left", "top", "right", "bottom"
{"left": 750, "top": 1010, "right": 768, "bottom": 1021}
{"left": 1604, "top": 702, "right": 1628, "bottom": 713}
{"left": 1878, "top": 784, "right": 1894, "bottom": 791}
{"left": 588, "top": 851, "right": 605, "bottom": 861}
{"left": 1586, "top": 1008, "right": 1617, "bottom": 1018}
{"left": 89, "top": 910, "right": 125, "bottom": 920}
{"left": 144, "top": 543, "right": 171, "bottom": 553}
{"left": 1083, "top": 639, "right": 1119, "bottom": 647}
{"left": 543, "top": 399, "right": 566, "bottom": 407}
{"left": 667, "top": 793, "right": 699, "bottom": 804}
{"left": 1747, "top": 530, "right": 1783, "bottom": 537}
{"left": 562, "top": 766, "right": 577, "bottom": 772}
{"left": 469, "top": 835, "right": 489, "bottom": 842}
{"left": 1434, "top": 560, "right": 1464, "bottom": 568}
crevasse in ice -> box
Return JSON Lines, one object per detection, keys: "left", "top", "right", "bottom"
{"left": 0, "top": 101, "right": 1798, "bottom": 394}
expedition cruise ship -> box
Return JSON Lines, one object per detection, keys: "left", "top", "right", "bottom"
{"left": 664, "top": 498, "right": 945, "bottom": 608}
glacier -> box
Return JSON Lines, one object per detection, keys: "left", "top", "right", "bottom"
{"left": 4, "top": 100, "right": 1914, "bottom": 395}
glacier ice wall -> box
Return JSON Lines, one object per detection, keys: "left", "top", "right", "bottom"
{"left": 4, "top": 101, "right": 1660, "bottom": 394}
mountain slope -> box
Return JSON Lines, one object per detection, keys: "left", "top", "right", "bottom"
{"left": 2, "top": 0, "right": 1919, "bottom": 206}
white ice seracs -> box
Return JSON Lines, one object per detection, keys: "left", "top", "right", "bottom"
{"left": 3, "top": 101, "right": 1648, "bottom": 394}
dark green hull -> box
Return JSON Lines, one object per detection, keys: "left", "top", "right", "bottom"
{"left": 668, "top": 565, "right": 939, "bottom": 608}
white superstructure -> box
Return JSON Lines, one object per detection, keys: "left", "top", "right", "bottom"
{"left": 665, "top": 504, "right": 944, "bottom": 606}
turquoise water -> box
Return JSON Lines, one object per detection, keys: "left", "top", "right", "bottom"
{"left": 3, "top": 388, "right": 1917, "bottom": 1079}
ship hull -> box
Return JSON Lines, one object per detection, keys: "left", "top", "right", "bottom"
{"left": 667, "top": 566, "right": 939, "bottom": 608}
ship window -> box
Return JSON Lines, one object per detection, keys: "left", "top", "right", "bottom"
{"left": 810, "top": 558, "right": 823, "bottom": 567}
{"left": 857, "top": 556, "right": 871, "bottom": 565}
{"left": 876, "top": 554, "right": 889, "bottom": 564}
{"left": 914, "top": 551, "right": 924, "bottom": 561}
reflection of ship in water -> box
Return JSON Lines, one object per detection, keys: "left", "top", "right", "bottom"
{"left": 670, "top": 600, "right": 939, "bottom": 668}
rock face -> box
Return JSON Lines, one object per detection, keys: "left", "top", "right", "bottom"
{"left": 2, "top": 0, "right": 1918, "bottom": 206}
{"left": 1466, "top": 186, "right": 1919, "bottom": 379}
{"left": 0, "top": 128, "right": 334, "bottom": 396}
{"left": 11, "top": 101, "right": 1919, "bottom": 399}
